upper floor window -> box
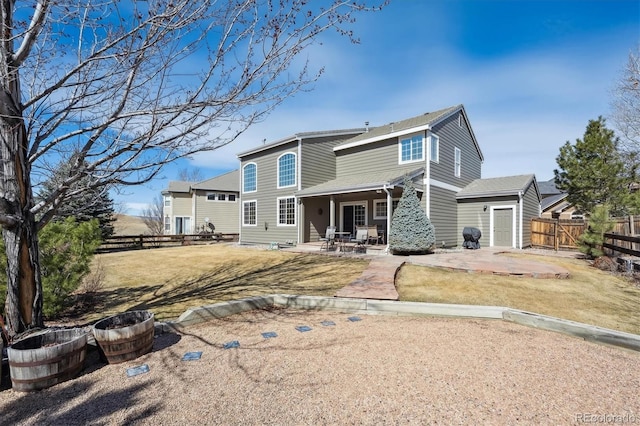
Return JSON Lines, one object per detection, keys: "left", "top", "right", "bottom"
{"left": 243, "top": 163, "right": 257, "bottom": 193}
{"left": 399, "top": 135, "right": 424, "bottom": 164}
{"left": 454, "top": 147, "right": 461, "bottom": 178}
{"left": 277, "top": 153, "right": 296, "bottom": 188}
{"left": 164, "top": 196, "right": 171, "bottom": 207}
{"left": 430, "top": 134, "right": 439, "bottom": 163}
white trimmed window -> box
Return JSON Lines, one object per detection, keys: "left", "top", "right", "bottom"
{"left": 243, "top": 163, "right": 257, "bottom": 193}
{"left": 175, "top": 217, "right": 191, "bottom": 234}
{"left": 454, "top": 147, "right": 461, "bottom": 178}
{"left": 207, "top": 193, "right": 233, "bottom": 202}
{"left": 243, "top": 200, "right": 257, "bottom": 226}
{"left": 164, "top": 196, "right": 171, "bottom": 207}
{"left": 277, "top": 196, "right": 296, "bottom": 226}
{"left": 164, "top": 216, "right": 170, "bottom": 232}
{"left": 399, "top": 134, "right": 424, "bottom": 164}
{"left": 430, "top": 134, "right": 439, "bottom": 163}
{"left": 373, "top": 199, "right": 400, "bottom": 219}
{"left": 277, "top": 153, "right": 296, "bottom": 188}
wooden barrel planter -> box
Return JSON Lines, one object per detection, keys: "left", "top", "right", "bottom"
{"left": 8, "top": 329, "right": 88, "bottom": 392}
{"left": 93, "top": 310, "right": 154, "bottom": 364}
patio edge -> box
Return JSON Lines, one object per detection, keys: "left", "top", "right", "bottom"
{"left": 155, "top": 294, "right": 640, "bottom": 352}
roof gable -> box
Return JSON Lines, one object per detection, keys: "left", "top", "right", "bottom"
{"left": 456, "top": 174, "right": 539, "bottom": 199}
{"left": 332, "top": 104, "right": 483, "bottom": 162}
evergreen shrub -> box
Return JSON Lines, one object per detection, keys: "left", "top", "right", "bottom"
{"left": 388, "top": 178, "right": 436, "bottom": 255}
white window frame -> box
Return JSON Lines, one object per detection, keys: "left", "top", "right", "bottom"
{"left": 430, "top": 134, "right": 439, "bottom": 163}
{"left": 277, "top": 152, "right": 297, "bottom": 189}
{"left": 454, "top": 147, "right": 461, "bottom": 178}
{"left": 242, "top": 200, "right": 257, "bottom": 226}
{"left": 164, "top": 196, "right": 171, "bottom": 207}
{"left": 164, "top": 216, "right": 170, "bottom": 233}
{"left": 228, "top": 194, "right": 237, "bottom": 202}
{"left": 174, "top": 216, "right": 192, "bottom": 234}
{"left": 276, "top": 196, "right": 296, "bottom": 226}
{"left": 373, "top": 198, "right": 400, "bottom": 220}
{"left": 242, "top": 162, "right": 257, "bottom": 194}
{"left": 458, "top": 114, "right": 463, "bottom": 128}
{"left": 398, "top": 133, "right": 424, "bottom": 164}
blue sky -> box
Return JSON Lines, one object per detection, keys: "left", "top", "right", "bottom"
{"left": 117, "top": 0, "right": 640, "bottom": 215}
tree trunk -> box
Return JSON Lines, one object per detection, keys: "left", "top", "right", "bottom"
{"left": 1, "top": 121, "right": 44, "bottom": 338}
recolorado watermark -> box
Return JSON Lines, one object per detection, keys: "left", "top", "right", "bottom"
{"left": 576, "top": 413, "right": 638, "bottom": 424}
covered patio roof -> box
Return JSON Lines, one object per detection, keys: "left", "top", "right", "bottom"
{"left": 296, "top": 168, "right": 424, "bottom": 198}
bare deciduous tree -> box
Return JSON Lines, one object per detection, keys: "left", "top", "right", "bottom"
{"left": 141, "top": 195, "right": 165, "bottom": 235}
{"left": 611, "top": 46, "right": 640, "bottom": 154}
{"left": 177, "top": 167, "right": 204, "bottom": 183}
{"left": 0, "top": 0, "right": 385, "bottom": 336}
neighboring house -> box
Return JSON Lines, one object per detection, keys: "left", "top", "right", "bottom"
{"left": 456, "top": 174, "right": 541, "bottom": 248}
{"left": 162, "top": 169, "right": 239, "bottom": 234}
{"left": 539, "top": 178, "right": 581, "bottom": 219}
{"left": 237, "top": 104, "right": 540, "bottom": 248}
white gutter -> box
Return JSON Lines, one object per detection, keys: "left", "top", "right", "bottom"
{"left": 518, "top": 190, "right": 523, "bottom": 249}
{"left": 334, "top": 124, "right": 431, "bottom": 151}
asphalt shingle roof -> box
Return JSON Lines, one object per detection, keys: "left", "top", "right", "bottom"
{"left": 336, "top": 105, "right": 461, "bottom": 148}
{"left": 296, "top": 168, "right": 424, "bottom": 197}
{"left": 456, "top": 174, "right": 537, "bottom": 199}
{"left": 192, "top": 170, "right": 239, "bottom": 192}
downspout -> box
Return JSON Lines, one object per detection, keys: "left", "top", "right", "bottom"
{"left": 296, "top": 137, "right": 302, "bottom": 244}
{"left": 384, "top": 184, "right": 392, "bottom": 252}
{"left": 518, "top": 190, "right": 523, "bottom": 249}
{"left": 425, "top": 130, "right": 431, "bottom": 217}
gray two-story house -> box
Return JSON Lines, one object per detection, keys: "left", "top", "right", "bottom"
{"left": 237, "top": 104, "right": 478, "bottom": 247}
{"left": 237, "top": 104, "right": 540, "bottom": 248}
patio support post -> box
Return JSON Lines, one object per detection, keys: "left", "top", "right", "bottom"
{"left": 330, "top": 195, "right": 336, "bottom": 228}
{"left": 384, "top": 185, "right": 392, "bottom": 249}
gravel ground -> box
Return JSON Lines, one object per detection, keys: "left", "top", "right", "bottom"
{"left": 1, "top": 309, "right": 639, "bottom": 425}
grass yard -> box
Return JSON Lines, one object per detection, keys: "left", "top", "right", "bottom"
{"left": 67, "top": 244, "right": 640, "bottom": 336}
{"left": 71, "top": 244, "right": 368, "bottom": 324}
{"left": 396, "top": 253, "right": 640, "bottom": 335}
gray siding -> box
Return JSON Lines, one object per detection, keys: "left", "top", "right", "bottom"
{"left": 429, "top": 185, "right": 458, "bottom": 248}
{"left": 301, "top": 136, "right": 350, "bottom": 188}
{"left": 430, "top": 111, "right": 481, "bottom": 187}
{"left": 194, "top": 190, "right": 239, "bottom": 234}
{"left": 171, "top": 193, "right": 192, "bottom": 217}
{"left": 457, "top": 197, "right": 515, "bottom": 247}
{"left": 240, "top": 141, "right": 299, "bottom": 244}
{"left": 335, "top": 138, "right": 428, "bottom": 178}
{"left": 521, "top": 182, "right": 541, "bottom": 247}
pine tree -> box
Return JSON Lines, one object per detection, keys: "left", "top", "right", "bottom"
{"left": 554, "top": 117, "right": 638, "bottom": 216}
{"left": 37, "top": 160, "right": 115, "bottom": 239}
{"left": 388, "top": 177, "right": 436, "bottom": 254}
{"left": 579, "top": 204, "right": 615, "bottom": 259}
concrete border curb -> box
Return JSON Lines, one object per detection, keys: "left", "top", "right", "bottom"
{"left": 154, "top": 294, "right": 640, "bottom": 352}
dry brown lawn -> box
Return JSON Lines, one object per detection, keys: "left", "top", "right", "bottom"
{"left": 72, "top": 244, "right": 367, "bottom": 324}
{"left": 396, "top": 252, "right": 640, "bottom": 335}
{"left": 112, "top": 214, "right": 149, "bottom": 236}
{"left": 68, "top": 245, "right": 640, "bottom": 336}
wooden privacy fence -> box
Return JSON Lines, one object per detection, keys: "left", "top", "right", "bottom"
{"left": 530, "top": 218, "right": 585, "bottom": 250}
{"left": 531, "top": 216, "right": 639, "bottom": 251}
{"left": 97, "top": 233, "right": 239, "bottom": 254}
